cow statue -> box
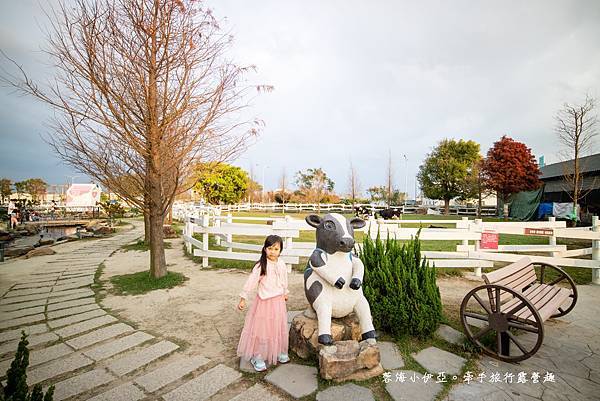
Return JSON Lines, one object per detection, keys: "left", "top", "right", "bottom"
{"left": 304, "top": 213, "right": 377, "bottom": 345}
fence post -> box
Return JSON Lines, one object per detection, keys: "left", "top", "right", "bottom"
{"left": 226, "top": 213, "right": 233, "bottom": 253}
{"left": 215, "top": 213, "right": 221, "bottom": 246}
{"left": 185, "top": 219, "right": 192, "bottom": 255}
{"left": 461, "top": 217, "right": 469, "bottom": 248}
{"left": 593, "top": 216, "right": 600, "bottom": 285}
{"left": 202, "top": 214, "right": 209, "bottom": 268}
{"left": 548, "top": 217, "right": 557, "bottom": 257}
{"left": 284, "top": 215, "right": 293, "bottom": 272}
{"left": 473, "top": 218, "right": 482, "bottom": 277}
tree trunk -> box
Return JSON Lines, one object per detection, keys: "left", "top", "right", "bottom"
{"left": 148, "top": 208, "right": 167, "bottom": 278}
{"left": 144, "top": 211, "right": 150, "bottom": 244}
{"left": 444, "top": 199, "right": 450, "bottom": 215}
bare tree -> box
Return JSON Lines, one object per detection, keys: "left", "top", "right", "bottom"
{"left": 555, "top": 95, "right": 598, "bottom": 217}
{"left": 1, "top": 0, "right": 269, "bottom": 278}
{"left": 386, "top": 150, "right": 393, "bottom": 207}
{"left": 347, "top": 160, "right": 361, "bottom": 207}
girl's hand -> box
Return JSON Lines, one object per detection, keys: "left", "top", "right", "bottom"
{"left": 238, "top": 298, "right": 246, "bottom": 310}
{"left": 284, "top": 294, "right": 289, "bottom": 302}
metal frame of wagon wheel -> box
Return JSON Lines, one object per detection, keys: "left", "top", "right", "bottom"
{"left": 533, "top": 262, "right": 578, "bottom": 318}
{"left": 460, "top": 284, "right": 544, "bottom": 363}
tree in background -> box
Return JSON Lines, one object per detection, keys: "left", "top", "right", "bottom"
{"left": 1, "top": 0, "right": 267, "bottom": 278}
{"left": 295, "top": 168, "right": 335, "bottom": 208}
{"left": 483, "top": 135, "right": 541, "bottom": 217}
{"left": 555, "top": 95, "right": 598, "bottom": 217}
{"left": 193, "top": 163, "right": 249, "bottom": 204}
{"left": 348, "top": 160, "right": 361, "bottom": 207}
{"left": 367, "top": 186, "right": 405, "bottom": 205}
{"left": 23, "top": 179, "right": 48, "bottom": 204}
{"left": 418, "top": 139, "right": 480, "bottom": 214}
{"left": 0, "top": 179, "right": 11, "bottom": 204}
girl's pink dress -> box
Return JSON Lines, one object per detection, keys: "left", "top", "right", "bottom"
{"left": 237, "top": 259, "right": 289, "bottom": 365}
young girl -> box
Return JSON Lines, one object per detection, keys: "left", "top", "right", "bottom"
{"left": 237, "top": 235, "right": 290, "bottom": 372}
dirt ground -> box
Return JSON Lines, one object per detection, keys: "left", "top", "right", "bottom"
{"left": 100, "top": 237, "right": 482, "bottom": 366}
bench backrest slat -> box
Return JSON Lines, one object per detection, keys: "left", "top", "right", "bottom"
{"left": 483, "top": 257, "right": 534, "bottom": 288}
{"left": 483, "top": 257, "right": 537, "bottom": 305}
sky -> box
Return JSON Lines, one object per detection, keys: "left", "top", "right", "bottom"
{"left": 1, "top": 0, "right": 600, "bottom": 199}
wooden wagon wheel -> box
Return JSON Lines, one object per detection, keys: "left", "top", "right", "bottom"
{"left": 460, "top": 284, "right": 544, "bottom": 363}
{"left": 536, "top": 262, "right": 578, "bottom": 318}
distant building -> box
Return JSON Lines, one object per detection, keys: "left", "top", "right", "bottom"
{"left": 540, "top": 153, "right": 600, "bottom": 213}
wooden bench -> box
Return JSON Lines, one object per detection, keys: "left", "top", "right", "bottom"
{"left": 460, "top": 256, "right": 578, "bottom": 362}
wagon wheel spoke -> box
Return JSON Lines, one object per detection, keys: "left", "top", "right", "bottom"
{"left": 496, "top": 331, "right": 502, "bottom": 356}
{"left": 507, "top": 320, "right": 539, "bottom": 334}
{"left": 473, "top": 325, "right": 492, "bottom": 340}
{"left": 506, "top": 301, "right": 528, "bottom": 318}
{"left": 495, "top": 288, "right": 501, "bottom": 313}
{"left": 473, "top": 293, "right": 492, "bottom": 315}
{"left": 558, "top": 307, "right": 565, "bottom": 314}
{"left": 464, "top": 312, "right": 489, "bottom": 322}
{"left": 507, "top": 331, "right": 529, "bottom": 354}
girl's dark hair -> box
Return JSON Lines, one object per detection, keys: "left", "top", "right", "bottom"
{"left": 258, "top": 235, "right": 284, "bottom": 276}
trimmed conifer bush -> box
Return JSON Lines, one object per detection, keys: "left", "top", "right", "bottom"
{"left": 0, "top": 332, "right": 54, "bottom": 401}
{"left": 360, "top": 231, "right": 442, "bottom": 339}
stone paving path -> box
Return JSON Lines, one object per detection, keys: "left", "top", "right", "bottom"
{"left": 2, "top": 223, "right": 599, "bottom": 401}
{"left": 0, "top": 224, "right": 281, "bottom": 401}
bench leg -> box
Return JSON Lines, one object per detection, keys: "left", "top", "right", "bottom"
{"left": 500, "top": 331, "right": 510, "bottom": 356}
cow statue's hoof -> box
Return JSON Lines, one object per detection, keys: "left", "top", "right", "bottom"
{"left": 318, "top": 334, "right": 334, "bottom": 345}
{"left": 361, "top": 330, "right": 377, "bottom": 342}
{"left": 349, "top": 278, "right": 362, "bottom": 290}
{"left": 334, "top": 277, "right": 345, "bottom": 289}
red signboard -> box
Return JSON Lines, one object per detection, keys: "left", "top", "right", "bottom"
{"left": 480, "top": 231, "right": 499, "bottom": 250}
{"left": 524, "top": 228, "right": 554, "bottom": 236}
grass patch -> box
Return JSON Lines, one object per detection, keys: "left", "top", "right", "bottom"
{"left": 121, "top": 239, "right": 172, "bottom": 252}
{"left": 109, "top": 270, "right": 187, "bottom": 295}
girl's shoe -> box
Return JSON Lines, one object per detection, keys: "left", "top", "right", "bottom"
{"left": 250, "top": 357, "right": 267, "bottom": 372}
{"left": 278, "top": 353, "right": 290, "bottom": 363}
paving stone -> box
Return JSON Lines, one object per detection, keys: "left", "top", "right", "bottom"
{"left": 52, "top": 281, "right": 93, "bottom": 292}
{"left": 54, "top": 314, "right": 118, "bottom": 338}
{"left": 84, "top": 331, "right": 154, "bottom": 361}
{"left": 0, "top": 332, "right": 57, "bottom": 356}
{"left": 379, "top": 341, "right": 405, "bottom": 370}
{"left": 4, "top": 287, "right": 52, "bottom": 298}
{"left": 435, "top": 325, "right": 466, "bottom": 346}
{"left": 385, "top": 370, "right": 443, "bottom": 401}
{"left": 13, "top": 281, "right": 55, "bottom": 289}
{"left": 47, "top": 303, "right": 99, "bottom": 319}
{"left": 107, "top": 340, "right": 179, "bottom": 375}
{"left": 55, "top": 276, "right": 94, "bottom": 286}
{"left": 47, "top": 287, "right": 94, "bottom": 299}
{"left": 265, "top": 363, "right": 318, "bottom": 399}
{"left": 0, "top": 324, "right": 49, "bottom": 343}
{"left": 412, "top": 346, "right": 466, "bottom": 376}
{"left": 0, "top": 343, "right": 73, "bottom": 373}
{"left": 27, "top": 353, "right": 93, "bottom": 385}
{"left": 0, "top": 305, "right": 45, "bottom": 320}
{"left": 87, "top": 382, "right": 145, "bottom": 401}
{"left": 50, "top": 367, "right": 115, "bottom": 401}
{"left": 0, "top": 292, "right": 49, "bottom": 305}
{"left": 0, "top": 299, "right": 47, "bottom": 312}
{"left": 316, "top": 383, "right": 375, "bottom": 401}
{"left": 48, "top": 308, "right": 107, "bottom": 328}
{"left": 47, "top": 292, "right": 94, "bottom": 305}
{"left": 0, "top": 314, "right": 46, "bottom": 330}
{"left": 47, "top": 297, "right": 96, "bottom": 312}
{"left": 162, "top": 364, "right": 241, "bottom": 401}
{"left": 66, "top": 323, "right": 135, "bottom": 350}
{"left": 134, "top": 354, "right": 210, "bottom": 392}
{"left": 230, "top": 383, "right": 283, "bottom": 401}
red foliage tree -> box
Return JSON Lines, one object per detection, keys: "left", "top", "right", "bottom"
{"left": 483, "top": 135, "right": 542, "bottom": 203}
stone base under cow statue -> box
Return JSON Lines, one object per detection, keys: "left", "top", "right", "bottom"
{"left": 290, "top": 309, "right": 383, "bottom": 382}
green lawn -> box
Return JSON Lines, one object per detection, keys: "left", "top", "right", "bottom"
{"left": 109, "top": 270, "right": 187, "bottom": 295}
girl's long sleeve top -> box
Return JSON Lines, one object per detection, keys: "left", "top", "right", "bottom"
{"left": 240, "top": 259, "right": 289, "bottom": 300}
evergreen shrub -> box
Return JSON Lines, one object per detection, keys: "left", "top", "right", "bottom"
{"left": 0, "top": 332, "right": 54, "bottom": 401}
{"left": 360, "top": 231, "right": 442, "bottom": 338}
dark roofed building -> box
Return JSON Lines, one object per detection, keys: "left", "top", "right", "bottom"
{"left": 540, "top": 153, "right": 600, "bottom": 214}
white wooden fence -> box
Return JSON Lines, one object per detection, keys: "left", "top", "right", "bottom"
{"left": 179, "top": 206, "right": 600, "bottom": 285}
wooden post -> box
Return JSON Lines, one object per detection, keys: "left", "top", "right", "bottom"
{"left": 474, "top": 218, "right": 482, "bottom": 277}
{"left": 548, "top": 217, "right": 557, "bottom": 257}
{"left": 462, "top": 217, "right": 469, "bottom": 248}
{"left": 226, "top": 213, "right": 233, "bottom": 253}
{"left": 284, "top": 215, "right": 293, "bottom": 272}
{"left": 202, "top": 214, "right": 209, "bottom": 268}
{"left": 214, "top": 214, "right": 221, "bottom": 246}
{"left": 185, "top": 220, "right": 192, "bottom": 255}
{"left": 593, "top": 216, "right": 600, "bottom": 285}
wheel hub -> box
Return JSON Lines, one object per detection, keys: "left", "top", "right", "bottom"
{"left": 488, "top": 312, "right": 508, "bottom": 331}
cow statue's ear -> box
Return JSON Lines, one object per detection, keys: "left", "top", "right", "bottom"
{"left": 349, "top": 217, "right": 366, "bottom": 229}
{"left": 306, "top": 214, "right": 322, "bottom": 228}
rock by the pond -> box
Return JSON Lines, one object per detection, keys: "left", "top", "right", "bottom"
{"left": 0, "top": 230, "right": 14, "bottom": 242}
{"left": 4, "top": 245, "right": 35, "bottom": 258}
{"left": 37, "top": 238, "right": 55, "bottom": 246}
{"left": 25, "top": 246, "right": 56, "bottom": 259}
{"left": 93, "top": 226, "right": 114, "bottom": 235}
{"left": 319, "top": 339, "right": 383, "bottom": 382}
{"left": 290, "top": 310, "right": 362, "bottom": 359}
